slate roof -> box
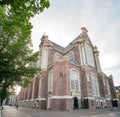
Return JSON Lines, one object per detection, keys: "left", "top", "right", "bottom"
{"left": 48, "top": 36, "right": 78, "bottom": 53}
{"left": 49, "top": 40, "right": 65, "bottom": 52}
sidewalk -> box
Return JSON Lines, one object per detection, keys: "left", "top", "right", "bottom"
{"left": 2, "top": 106, "right": 120, "bottom": 117}
{"left": 2, "top": 106, "right": 32, "bottom": 117}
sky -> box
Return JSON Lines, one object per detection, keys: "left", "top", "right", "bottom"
{"left": 30, "top": 0, "right": 120, "bottom": 86}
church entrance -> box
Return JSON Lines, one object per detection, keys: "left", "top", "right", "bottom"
{"left": 112, "top": 100, "right": 118, "bottom": 107}
{"left": 73, "top": 97, "right": 78, "bottom": 109}
{"left": 83, "top": 99, "right": 89, "bottom": 109}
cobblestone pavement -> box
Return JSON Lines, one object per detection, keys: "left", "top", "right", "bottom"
{"left": 2, "top": 106, "right": 120, "bottom": 117}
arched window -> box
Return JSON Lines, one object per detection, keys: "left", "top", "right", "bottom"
{"left": 85, "top": 43, "right": 95, "bottom": 67}
{"left": 69, "top": 51, "right": 75, "bottom": 62}
{"left": 54, "top": 52, "right": 63, "bottom": 60}
{"left": 70, "top": 69, "right": 80, "bottom": 92}
{"left": 90, "top": 74, "right": 100, "bottom": 96}
{"left": 48, "top": 71, "right": 53, "bottom": 92}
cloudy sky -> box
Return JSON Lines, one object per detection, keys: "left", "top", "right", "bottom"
{"left": 30, "top": 0, "right": 120, "bottom": 86}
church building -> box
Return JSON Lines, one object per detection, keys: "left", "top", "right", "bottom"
{"left": 18, "top": 27, "right": 116, "bottom": 111}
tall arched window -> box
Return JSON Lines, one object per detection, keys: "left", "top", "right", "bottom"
{"left": 90, "top": 74, "right": 100, "bottom": 96}
{"left": 85, "top": 43, "right": 95, "bottom": 67}
{"left": 48, "top": 71, "right": 53, "bottom": 92}
{"left": 70, "top": 69, "right": 80, "bottom": 92}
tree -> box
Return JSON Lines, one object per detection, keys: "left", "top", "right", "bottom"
{"left": 0, "top": 0, "right": 50, "bottom": 102}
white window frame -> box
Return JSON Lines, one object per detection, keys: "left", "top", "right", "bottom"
{"left": 90, "top": 74, "right": 100, "bottom": 96}
{"left": 85, "top": 43, "right": 95, "bottom": 67}
{"left": 68, "top": 51, "right": 75, "bottom": 61}
{"left": 70, "top": 68, "right": 80, "bottom": 92}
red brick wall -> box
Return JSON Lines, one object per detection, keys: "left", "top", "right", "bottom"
{"left": 51, "top": 99, "right": 73, "bottom": 111}
{"left": 98, "top": 74, "right": 105, "bottom": 97}
{"left": 53, "top": 60, "right": 69, "bottom": 96}
{"left": 34, "top": 77, "right": 39, "bottom": 98}
{"left": 29, "top": 81, "right": 33, "bottom": 99}
{"left": 48, "top": 48, "right": 54, "bottom": 66}
{"left": 81, "top": 68, "right": 88, "bottom": 97}
{"left": 74, "top": 45, "right": 81, "bottom": 65}
{"left": 40, "top": 71, "right": 47, "bottom": 98}
{"left": 108, "top": 77, "right": 116, "bottom": 99}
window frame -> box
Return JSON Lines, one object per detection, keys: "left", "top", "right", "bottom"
{"left": 70, "top": 68, "right": 80, "bottom": 92}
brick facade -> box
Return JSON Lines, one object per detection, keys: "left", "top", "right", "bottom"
{"left": 18, "top": 27, "right": 117, "bottom": 110}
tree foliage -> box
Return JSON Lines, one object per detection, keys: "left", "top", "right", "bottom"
{"left": 0, "top": 0, "right": 50, "bottom": 101}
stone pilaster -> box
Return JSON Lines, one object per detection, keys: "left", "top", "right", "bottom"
{"left": 32, "top": 78, "right": 35, "bottom": 100}
{"left": 79, "top": 43, "right": 87, "bottom": 66}
{"left": 108, "top": 75, "right": 116, "bottom": 99}
{"left": 94, "top": 46, "right": 101, "bottom": 72}
{"left": 27, "top": 84, "right": 30, "bottom": 100}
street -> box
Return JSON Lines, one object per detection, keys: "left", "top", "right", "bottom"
{"left": 1, "top": 106, "right": 120, "bottom": 117}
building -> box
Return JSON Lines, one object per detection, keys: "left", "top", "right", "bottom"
{"left": 7, "top": 92, "right": 17, "bottom": 106}
{"left": 115, "top": 86, "right": 120, "bottom": 100}
{"left": 18, "top": 27, "right": 116, "bottom": 111}
{"left": 115, "top": 86, "right": 120, "bottom": 106}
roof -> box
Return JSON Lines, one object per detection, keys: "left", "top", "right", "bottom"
{"left": 40, "top": 27, "right": 93, "bottom": 53}
{"left": 49, "top": 40, "right": 65, "bottom": 51}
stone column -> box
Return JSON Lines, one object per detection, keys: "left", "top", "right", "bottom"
{"left": 29, "top": 82, "right": 33, "bottom": 100}
{"left": 79, "top": 43, "right": 87, "bottom": 66}
{"left": 79, "top": 44, "right": 83, "bottom": 66}
{"left": 94, "top": 46, "right": 101, "bottom": 72}
{"left": 38, "top": 75, "right": 41, "bottom": 98}
{"left": 32, "top": 78, "right": 35, "bottom": 100}
{"left": 23, "top": 88, "right": 26, "bottom": 100}
{"left": 27, "top": 84, "right": 30, "bottom": 100}
{"left": 108, "top": 75, "right": 116, "bottom": 99}
{"left": 25, "top": 88, "right": 28, "bottom": 100}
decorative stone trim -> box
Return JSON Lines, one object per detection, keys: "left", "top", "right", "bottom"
{"left": 105, "top": 98, "right": 111, "bottom": 100}
{"left": 39, "top": 98, "right": 46, "bottom": 100}
{"left": 51, "top": 95, "right": 73, "bottom": 99}
{"left": 84, "top": 97, "right": 95, "bottom": 100}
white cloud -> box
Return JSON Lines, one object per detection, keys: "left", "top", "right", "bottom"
{"left": 31, "top": 0, "right": 120, "bottom": 86}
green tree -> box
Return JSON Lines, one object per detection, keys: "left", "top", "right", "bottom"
{"left": 0, "top": 0, "right": 50, "bottom": 102}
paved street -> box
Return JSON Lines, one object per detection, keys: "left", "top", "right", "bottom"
{"left": 1, "top": 106, "right": 120, "bottom": 117}
{"left": 2, "top": 106, "right": 31, "bottom": 117}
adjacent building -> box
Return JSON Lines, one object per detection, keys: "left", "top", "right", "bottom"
{"left": 7, "top": 92, "right": 17, "bottom": 106}
{"left": 115, "top": 86, "right": 120, "bottom": 100}
{"left": 115, "top": 86, "right": 120, "bottom": 106}
{"left": 18, "top": 27, "right": 116, "bottom": 110}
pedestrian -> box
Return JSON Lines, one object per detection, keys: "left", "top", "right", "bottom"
{"left": 100, "top": 102, "right": 103, "bottom": 109}
{"left": 16, "top": 105, "right": 18, "bottom": 108}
